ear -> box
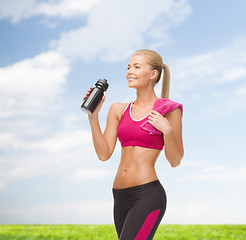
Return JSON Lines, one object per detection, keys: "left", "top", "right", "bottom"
{"left": 150, "top": 69, "right": 159, "bottom": 80}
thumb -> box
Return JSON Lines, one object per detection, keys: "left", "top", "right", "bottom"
{"left": 99, "top": 95, "right": 106, "bottom": 106}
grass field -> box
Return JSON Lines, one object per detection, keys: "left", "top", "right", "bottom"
{"left": 0, "top": 224, "right": 245, "bottom": 240}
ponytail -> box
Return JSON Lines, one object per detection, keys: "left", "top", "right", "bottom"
{"left": 132, "top": 49, "right": 170, "bottom": 99}
{"left": 161, "top": 63, "right": 170, "bottom": 99}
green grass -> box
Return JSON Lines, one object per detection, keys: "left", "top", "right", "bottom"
{"left": 0, "top": 224, "right": 245, "bottom": 240}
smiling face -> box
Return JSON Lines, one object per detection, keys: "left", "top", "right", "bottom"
{"left": 126, "top": 54, "right": 158, "bottom": 89}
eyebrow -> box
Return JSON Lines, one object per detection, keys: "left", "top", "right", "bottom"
{"left": 128, "top": 63, "right": 142, "bottom": 66}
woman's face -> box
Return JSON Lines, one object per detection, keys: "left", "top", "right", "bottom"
{"left": 126, "top": 54, "right": 156, "bottom": 89}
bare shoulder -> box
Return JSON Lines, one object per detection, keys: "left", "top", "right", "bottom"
{"left": 165, "top": 107, "right": 182, "bottom": 118}
{"left": 165, "top": 107, "right": 182, "bottom": 126}
{"left": 109, "top": 102, "right": 129, "bottom": 121}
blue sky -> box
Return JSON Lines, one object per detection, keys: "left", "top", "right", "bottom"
{"left": 0, "top": 0, "right": 245, "bottom": 224}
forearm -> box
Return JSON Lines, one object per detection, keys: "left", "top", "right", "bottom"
{"left": 163, "top": 127, "right": 184, "bottom": 167}
{"left": 88, "top": 115, "right": 110, "bottom": 161}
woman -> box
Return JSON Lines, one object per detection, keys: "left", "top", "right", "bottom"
{"left": 83, "top": 49, "right": 184, "bottom": 240}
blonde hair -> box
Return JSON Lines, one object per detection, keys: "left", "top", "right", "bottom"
{"left": 133, "top": 49, "right": 170, "bottom": 99}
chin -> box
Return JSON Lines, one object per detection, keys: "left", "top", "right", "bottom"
{"left": 128, "top": 82, "right": 136, "bottom": 88}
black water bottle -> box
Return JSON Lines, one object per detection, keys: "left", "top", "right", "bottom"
{"left": 81, "top": 79, "right": 109, "bottom": 114}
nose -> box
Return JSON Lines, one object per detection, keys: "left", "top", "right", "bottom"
{"left": 127, "top": 66, "right": 134, "bottom": 75}
{"left": 126, "top": 68, "right": 131, "bottom": 79}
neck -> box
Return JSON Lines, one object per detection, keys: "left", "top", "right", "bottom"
{"left": 134, "top": 87, "right": 158, "bottom": 106}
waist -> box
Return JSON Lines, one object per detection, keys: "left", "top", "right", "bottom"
{"left": 113, "top": 147, "right": 160, "bottom": 189}
{"left": 113, "top": 165, "right": 158, "bottom": 189}
{"left": 112, "top": 180, "right": 163, "bottom": 198}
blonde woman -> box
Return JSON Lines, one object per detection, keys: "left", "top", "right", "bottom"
{"left": 83, "top": 49, "right": 184, "bottom": 240}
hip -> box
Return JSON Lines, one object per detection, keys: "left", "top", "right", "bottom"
{"left": 112, "top": 179, "right": 166, "bottom": 202}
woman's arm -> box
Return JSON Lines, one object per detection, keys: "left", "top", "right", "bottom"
{"left": 163, "top": 108, "right": 184, "bottom": 167}
{"left": 83, "top": 87, "right": 120, "bottom": 161}
{"left": 148, "top": 108, "right": 184, "bottom": 167}
{"left": 88, "top": 102, "right": 119, "bottom": 161}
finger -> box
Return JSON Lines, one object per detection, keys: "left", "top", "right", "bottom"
{"left": 149, "top": 112, "right": 157, "bottom": 118}
{"left": 148, "top": 116, "right": 154, "bottom": 122}
{"left": 86, "top": 87, "right": 93, "bottom": 94}
{"left": 150, "top": 111, "right": 156, "bottom": 116}
{"left": 83, "top": 93, "right": 89, "bottom": 100}
{"left": 83, "top": 87, "right": 93, "bottom": 99}
{"left": 151, "top": 110, "right": 160, "bottom": 115}
{"left": 83, "top": 94, "right": 88, "bottom": 100}
{"left": 148, "top": 119, "right": 154, "bottom": 125}
{"left": 149, "top": 112, "right": 155, "bottom": 117}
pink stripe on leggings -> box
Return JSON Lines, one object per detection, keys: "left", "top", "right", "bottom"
{"left": 135, "top": 209, "right": 160, "bottom": 240}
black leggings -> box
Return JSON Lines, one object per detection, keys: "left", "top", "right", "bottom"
{"left": 112, "top": 180, "right": 167, "bottom": 240}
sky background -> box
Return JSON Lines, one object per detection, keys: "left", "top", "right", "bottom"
{"left": 0, "top": 0, "right": 246, "bottom": 224}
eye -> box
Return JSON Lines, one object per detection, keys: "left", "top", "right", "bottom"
{"left": 135, "top": 66, "right": 140, "bottom": 69}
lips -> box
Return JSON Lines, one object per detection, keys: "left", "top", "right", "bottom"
{"left": 128, "top": 77, "right": 136, "bottom": 81}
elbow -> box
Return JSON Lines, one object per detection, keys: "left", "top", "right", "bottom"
{"left": 96, "top": 146, "right": 112, "bottom": 162}
{"left": 170, "top": 152, "right": 184, "bottom": 168}
{"left": 170, "top": 161, "right": 180, "bottom": 168}
{"left": 98, "top": 155, "right": 110, "bottom": 162}
{"left": 98, "top": 153, "right": 111, "bottom": 162}
{"left": 99, "top": 157, "right": 109, "bottom": 162}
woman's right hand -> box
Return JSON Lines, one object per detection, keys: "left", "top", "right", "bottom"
{"left": 83, "top": 87, "right": 106, "bottom": 117}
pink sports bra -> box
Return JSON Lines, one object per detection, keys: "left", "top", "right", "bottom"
{"left": 117, "top": 98, "right": 183, "bottom": 150}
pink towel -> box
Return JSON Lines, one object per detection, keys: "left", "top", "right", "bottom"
{"left": 140, "top": 98, "right": 183, "bottom": 135}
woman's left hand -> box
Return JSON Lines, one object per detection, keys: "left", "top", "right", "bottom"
{"left": 148, "top": 110, "right": 172, "bottom": 135}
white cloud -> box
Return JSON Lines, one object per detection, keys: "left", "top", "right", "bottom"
{"left": 177, "top": 166, "right": 246, "bottom": 182}
{"left": 0, "top": 200, "right": 113, "bottom": 224}
{"left": 36, "top": 0, "right": 101, "bottom": 19}
{"left": 166, "top": 0, "right": 193, "bottom": 24}
{"left": 55, "top": 0, "right": 192, "bottom": 61}
{"left": 0, "top": 181, "right": 4, "bottom": 190}
{"left": 180, "top": 160, "right": 208, "bottom": 167}
{"left": 28, "top": 130, "right": 92, "bottom": 153}
{"left": 0, "top": 132, "right": 21, "bottom": 151}
{"left": 0, "top": 51, "right": 70, "bottom": 118}
{"left": 168, "top": 38, "right": 246, "bottom": 120}
{"left": 0, "top": 129, "right": 91, "bottom": 153}
{"left": 165, "top": 200, "right": 246, "bottom": 224}
{"left": 227, "top": 84, "right": 246, "bottom": 112}
{"left": 173, "top": 38, "right": 246, "bottom": 93}
{"left": 0, "top": 129, "right": 99, "bottom": 188}
{"left": 72, "top": 167, "right": 113, "bottom": 182}
{"left": 204, "top": 165, "right": 226, "bottom": 173}
{"left": 0, "top": 0, "right": 35, "bottom": 23}
{"left": 0, "top": 0, "right": 100, "bottom": 23}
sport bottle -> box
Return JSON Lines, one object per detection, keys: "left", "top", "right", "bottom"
{"left": 81, "top": 79, "right": 109, "bottom": 114}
